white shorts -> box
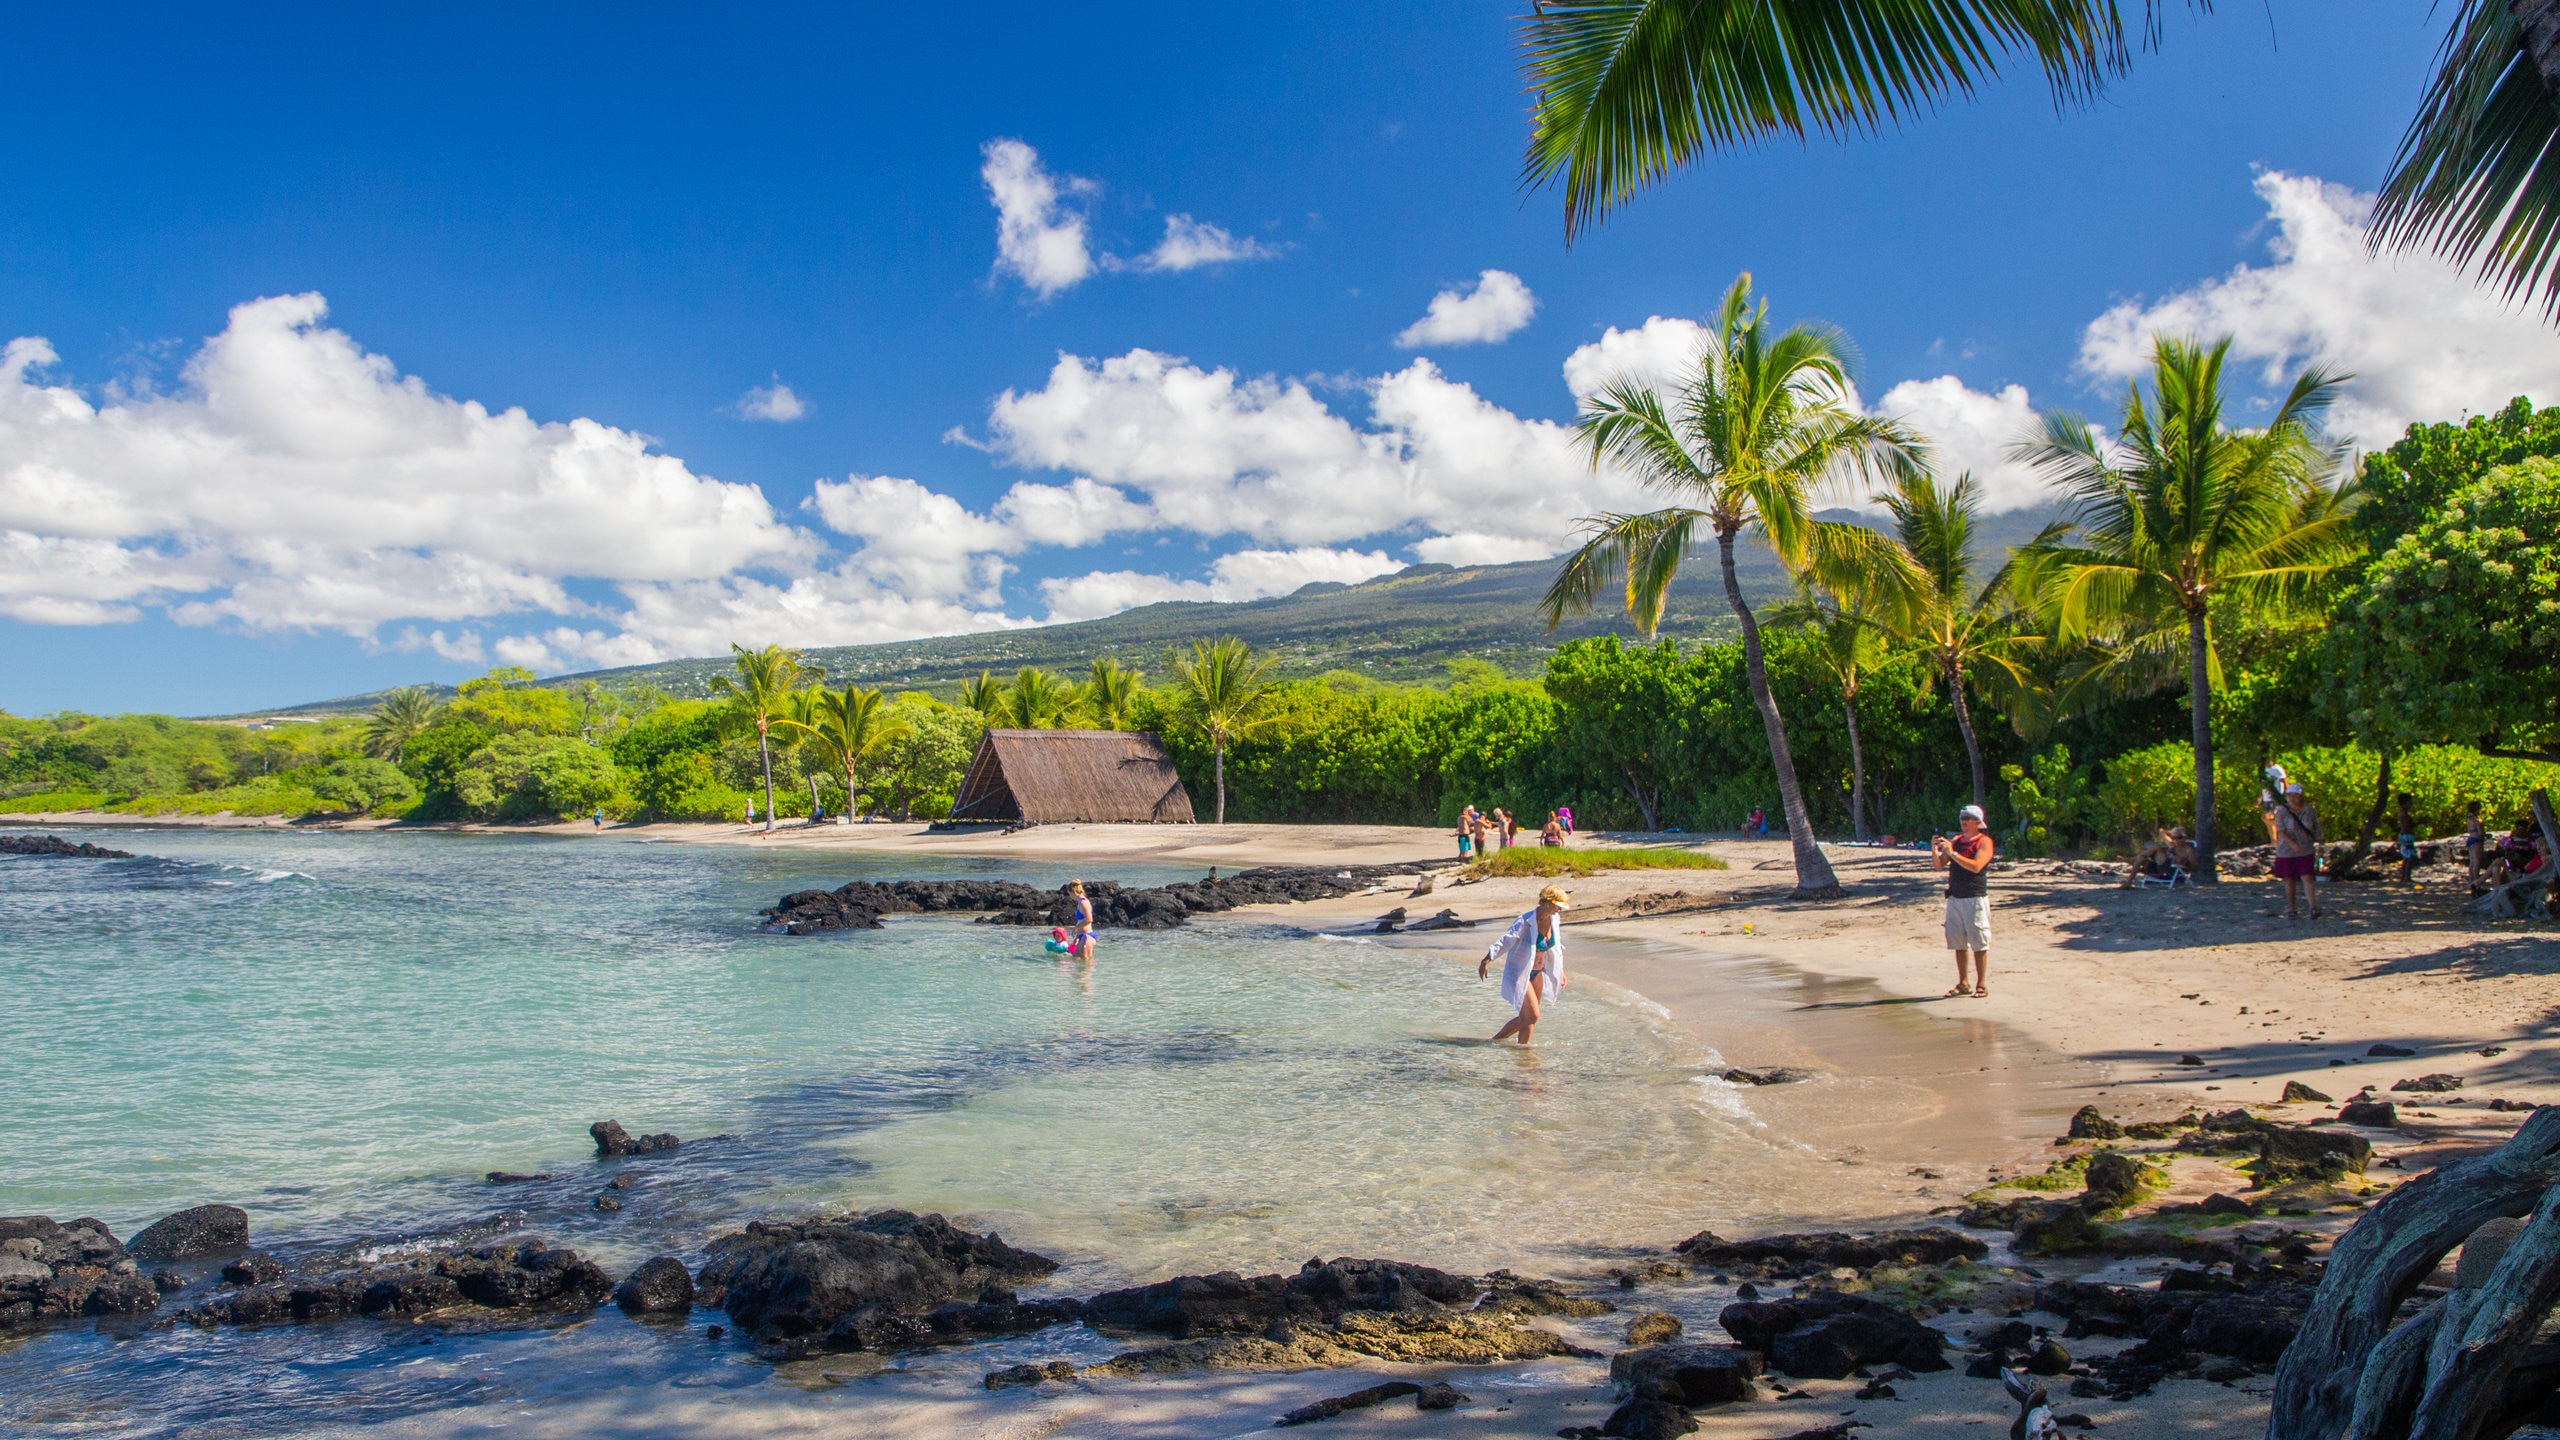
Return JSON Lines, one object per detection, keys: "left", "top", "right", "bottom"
{"left": 1944, "top": 896, "right": 1991, "bottom": 951}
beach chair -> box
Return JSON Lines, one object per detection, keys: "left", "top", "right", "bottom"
{"left": 2135, "top": 863, "right": 2189, "bottom": 889}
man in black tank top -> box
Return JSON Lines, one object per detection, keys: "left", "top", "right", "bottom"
{"left": 1933, "top": 804, "right": 1995, "bottom": 998}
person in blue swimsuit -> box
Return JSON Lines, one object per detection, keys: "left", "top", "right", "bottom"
{"left": 1066, "top": 880, "right": 1096, "bottom": 961}
{"left": 1478, "top": 885, "right": 1569, "bottom": 1044}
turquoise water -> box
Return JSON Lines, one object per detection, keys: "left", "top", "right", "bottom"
{"left": 0, "top": 828, "right": 1798, "bottom": 1436}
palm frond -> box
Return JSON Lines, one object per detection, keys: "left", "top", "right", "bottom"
{"left": 1540, "top": 507, "right": 1707, "bottom": 634}
{"left": 2373, "top": 0, "right": 2560, "bottom": 319}
{"left": 1519, "top": 0, "right": 2148, "bottom": 240}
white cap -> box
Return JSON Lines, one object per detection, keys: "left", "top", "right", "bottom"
{"left": 2285, "top": 782, "right": 2305, "bottom": 795}
{"left": 1959, "top": 804, "right": 1986, "bottom": 821}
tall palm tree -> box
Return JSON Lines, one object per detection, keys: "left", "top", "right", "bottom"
{"left": 789, "top": 684, "right": 912, "bottom": 818}
{"left": 995, "top": 667, "right": 1080, "bottom": 728}
{"left": 2017, "top": 336, "right": 2355, "bottom": 881}
{"left": 363, "top": 687, "right": 442, "bottom": 762}
{"left": 957, "top": 670, "right": 1004, "bottom": 720}
{"left": 1873, "top": 470, "right": 2052, "bottom": 812}
{"left": 1085, "top": 658, "right": 1142, "bottom": 729}
{"left": 1519, "top": 1, "right": 2560, "bottom": 318}
{"left": 1173, "top": 636, "right": 1277, "bottom": 824}
{"left": 1541, "top": 273, "right": 1918, "bottom": 898}
{"left": 1767, "top": 577, "right": 1898, "bottom": 841}
{"left": 709, "top": 642, "right": 813, "bottom": 833}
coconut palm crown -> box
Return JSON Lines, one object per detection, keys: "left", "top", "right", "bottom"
{"left": 710, "top": 642, "right": 813, "bottom": 833}
{"left": 1172, "top": 636, "right": 1277, "bottom": 825}
{"left": 1541, "top": 272, "right": 1919, "bottom": 897}
{"left": 2016, "top": 335, "right": 2356, "bottom": 879}
{"left": 789, "top": 684, "right": 911, "bottom": 818}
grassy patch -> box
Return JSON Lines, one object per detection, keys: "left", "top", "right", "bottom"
{"left": 1470, "top": 846, "right": 1729, "bottom": 879}
{"left": 0, "top": 791, "right": 110, "bottom": 814}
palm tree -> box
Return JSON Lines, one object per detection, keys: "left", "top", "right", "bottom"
{"left": 1541, "top": 273, "right": 1918, "bottom": 898}
{"left": 1173, "top": 636, "right": 1276, "bottom": 824}
{"left": 1518, "top": 1, "right": 2560, "bottom": 318}
{"left": 789, "top": 685, "right": 912, "bottom": 818}
{"left": 1085, "top": 658, "right": 1142, "bottom": 729}
{"left": 1873, "top": 470, "right": 2052, "bottom": 812}
{"left": 2016, "top": 336, "right": 2355, "bottom": 881}
{"left": 958, "top": 670, "right": 1004, "bottom": 720}
{"left": 995, "top": 667, "right": 1080, "bottom": 729}
{"left": 363, "top": 687, "right": 442, "bottom": 762}
{"left": 1767, "top": 577, "right": 1898, "bottom": 841}
{"left": 709, "top": 642, "right": 813, "bottom": 833}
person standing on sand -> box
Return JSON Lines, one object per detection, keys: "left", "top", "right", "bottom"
{"left": 2267, "top": 783, "right": 2323, "bottom": 920}
{"left": 1933, "top": 804, "right": 1994, "bottom": 997}
{"left": 1558, "top": 805, "right": 1574, "bottom": 837}
{"left": 1479, "top": 884, "right": 1570, "bottom": 1044}
{"left": 2395, "top": 792, "right": 2419, "bottom": 884}
{"left": 1066, "top": 880, "right": 1096, "bottom": 962}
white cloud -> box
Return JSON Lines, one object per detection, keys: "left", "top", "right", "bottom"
{"left": 0, "top": 294, "right": 811, "bottom": 637}
{"left": 1561, "top": 315, "right": 1708, "bottom": 398}
{"left": 983, "top": 349, "right": 1621, "bottom": 555}
{"left": 733, "top": 376, "right": 807, "bottom": 422}
{"left": 1395, "top": 270, "right": 1539, "bottom": 348}
{"left": 1872, "top": 375, "right": 2048, "bottom": 512}
{"left": 1039, "top": 546, "right": 1397, "bottom": 622}
{"left": 1132, "top": 214, "right": 1282, "bottom": 272}
{"left": 2077, "top": 169, "right": 2560, "bottom": 447}
{"left": 982, "top": 138, "right": 1097, "bottom": 300}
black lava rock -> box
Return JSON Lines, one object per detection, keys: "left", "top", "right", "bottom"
{"left": 1612, "top": 1342, "right": 1764, "bottom": 1404}
{"left": 1085, "top": 1256, "right": 1475, "bottom": 1338}
{"left": 127, "top": 1205, "right": 249, "bottom": 1263}
{"left": 0, "top": 834, "right": 134, "bottom": 858}
{"left": 696, "top": 1210, "right": 1062, "bottom": 1356}
{"left": 614, "top": 1256, "right": 695, "bottom": 1316}
{"left": 1671, "top": 1227, "right": 1985, "bottom": 1277}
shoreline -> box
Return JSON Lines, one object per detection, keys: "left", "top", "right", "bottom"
{"left": 10, "top": 824, "right": 2553, "bottom": 1438}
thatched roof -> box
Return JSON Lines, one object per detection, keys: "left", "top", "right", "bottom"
{"left": 949, "top": 729, "right": 1196, "bottom": 825}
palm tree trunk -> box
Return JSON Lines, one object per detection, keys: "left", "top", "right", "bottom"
{"left": 2516, "top": 0, "right": 2560, "bottom": 93}
{"left": 1719, "top": 527, "right": 1842, "bottom": 897}
{"left": 806, "top": 772, "right": 820, "bottom": 822}
{"left": 1214, "top": 739, "right": 1227, "bottom": 824}
{"left": 1946, "top": 659, "right": 1987, "bottom": 811}
{"left": 2186, "top": 609, "right": 2217, "bottom": 883}
{"left": 1843, "top": 687, "right": 1869, "bottom": 842}
{"left": 2339, "top": 748, "right": 2394, "bottom": 878}
{"left": 758, "top": 724, "right": 776, "bottom": 835}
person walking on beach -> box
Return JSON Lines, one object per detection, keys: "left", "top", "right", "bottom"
{"left": 2395, "top": 792, "right": 2418, "bottom": 884}
{"left": 1479, "top": 884, "right": 1570, "bottom": 1044}
{"left": 2267, "top": 783, "right": 2323, "bottom": 920}
{"left": 1065, "top": 880, "right": 1096, "bottom": 961}
{"left": 1933, "top": 804, "right": 1994, "bottom": 997}
{"left": 1456, "top": 812, "right": 1476, "bottom": 861}
{"left": 2468, "top": 801, "right": 2489, "bottom": 892}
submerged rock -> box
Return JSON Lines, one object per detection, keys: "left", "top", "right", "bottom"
{"left": 1624, "top": 1311, "right": 1683, "bottom": 1346}
{"left": 589, "top": 1121, "right": 679, "bottom": 1159}
{"left": 984, "top": 1360, "right": 1078, "bottom": 1388}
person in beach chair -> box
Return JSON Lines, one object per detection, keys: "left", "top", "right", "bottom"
{"left": 1479, "top": 884, "right": 1569, "bottom": 1044}
{"left": 2126, "top": 826, "right": 2196, "bottom": 888}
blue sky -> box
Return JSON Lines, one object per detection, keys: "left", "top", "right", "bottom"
{"left": 5, "top": 0, "right": 2553, "bottom": 715}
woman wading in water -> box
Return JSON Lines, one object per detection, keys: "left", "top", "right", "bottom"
{"left": 1479, "top": 884, "right": 1569, "bottom": 1043}
{"left": 1066, "top": 880, "right": 1096, "bottom": 961}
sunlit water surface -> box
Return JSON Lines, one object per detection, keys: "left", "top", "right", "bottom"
{"left": 0, "top": 829, "right": 1816, "bottom": 1437}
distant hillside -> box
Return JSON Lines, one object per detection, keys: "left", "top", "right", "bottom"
{"left": 255, "top": 505, "right": 2066, "bottom": 715}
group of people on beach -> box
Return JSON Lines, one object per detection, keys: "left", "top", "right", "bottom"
{"left": 2254, "top": 763, "right": 2551, "bottom": 920}
{"left": 1454, "top": 804, "right": 1578, "bottom": 860}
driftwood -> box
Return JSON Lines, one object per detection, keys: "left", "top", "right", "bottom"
{"left": 2470, "top": 789, "right": 2560, "bottom": 921}
{"left": 2269, "top": 1108, "right": 2560, "bottom": 1439}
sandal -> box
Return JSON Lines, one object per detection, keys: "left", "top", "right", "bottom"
{"left": 1973, "top": 987, "right": 1989, "bottom": 998}
{"left": 1944, "top": 985, "right": 1969, "bottom": 998}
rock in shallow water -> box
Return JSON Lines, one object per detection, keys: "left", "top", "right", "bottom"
{"left": 0, "top": 834, "right": 134, "bottom": 858}
{"left": 1672, "top": 1226, "right": 1985, "bottom": 1277}
{"left": 1612, "top": 1341, "right": 1762, "bottom": 1404}
{"left": 1084, "top": 1256, "right": 1477, "bottom": 1338}
{"left": 696, "top": 1209, "right": 1061, "bottom": 1356}
{"left": 126, "top": 1205, "right": 248, "bottom": 1264}
{"left": 614, "top": 1256, "right": 694, "bottom": 1315}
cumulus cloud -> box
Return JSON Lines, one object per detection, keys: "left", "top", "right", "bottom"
{"left": 1395, "top": 270, "right": 1539, "bottom": 348}
{"left": 1872, "top": 375, "right": 2048, "bottom": 512}
{"left": 1132, "top": 214, "right": 1283, "bottom": 272}
{"left": 0, "top": 294, "right": 811, "bottom": 639}
{"left": 733, "top": 376, "right": 807, "bottom": 422}
{"left": 1039, "top": 546, "right": 1398, "bottom": 623}
{"left": 2078, "top": 169, "right": 2560, "bottom": 447}
{"left": 983, "top": 348, "right": 1624, "bottom": 554}
{"left": 1561, "top": 316, "right": 1709, "bottom": 398}
{"left": 982, "top": 138, "right": 1098, "bottom": 299}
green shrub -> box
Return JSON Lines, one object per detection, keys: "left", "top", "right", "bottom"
{"left": 452, "top": 734, "right": 622, "bottom": 821}
{"left": 306, "top": 757, "right": 418, "bottom": 813}
{"left": 0, "top": 790, "right": 109, "bottom": 813}
{"left": 2095, "top": 740, "right": 2560, "bottom": 848}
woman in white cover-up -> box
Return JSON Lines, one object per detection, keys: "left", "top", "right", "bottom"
{"left": 1478, "top": 884, "right": 1569, "bottom": 1044}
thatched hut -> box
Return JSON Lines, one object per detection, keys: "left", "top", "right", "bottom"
{"left": 948, "top": 729, "right": 1196, "bottom": 824}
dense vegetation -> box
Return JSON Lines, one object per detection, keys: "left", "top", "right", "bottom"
{"left": 9, "top": 392, "right": 2558, "bottom": 855}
